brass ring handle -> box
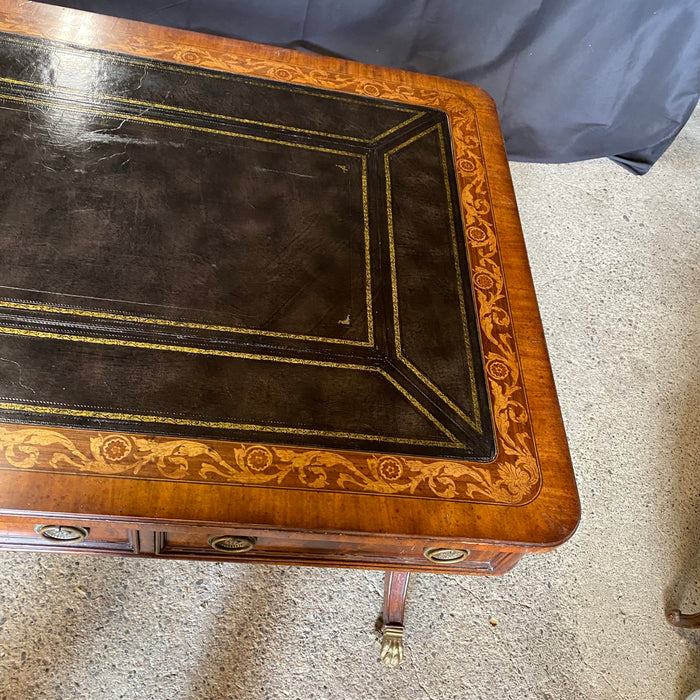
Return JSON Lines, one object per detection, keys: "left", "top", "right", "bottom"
{"left": 207, "top": 535, "right": 256, "bottom": 553}
{"left": 35, "top": 524, "right": 89, "bottom": 543}
{"left": 423, "top": 547, "right": 469, "bottom": 563}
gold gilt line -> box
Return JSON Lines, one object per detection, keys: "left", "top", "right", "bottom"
{"left": 0, "top": 92, "right": 361, "bottom": 158}
{"left": 0, "top": 96, "right": 375, "bottom": 346}
{"left": 383, "top": 154, "right": 402, "bottom": 355}
{"left": 361, "top": 160, "right": 374, "bottom": 346}
{"left": 401, "top": 354, "right": 478, "bottom": 431}
{"left": 116, "top": 59, "right": 416, "bottom": 114}
{"left": 0, "top": 326, "right": 460, "bottom": 442}
{"left": 0, "top": 402, "right": 455, "bottom": 448}
{"left": 385, "top": 124, "right": 441, "bottom": 156}
{"left": 0, "top": 76, "right": 426, "bottom": 145}
{"left": 0, "top": 325, "right": 365, "bottom": 370}
{"left": 0, "top": 300, "right": 372, "bottom": 347}
{"left": 384, "top": 124, "right": 481, "bottom": 431}
{"left": 234, "top": 77, "right": 416, "bottom": 113}
{"left": 0, "top": 75, "right": 369, "bottom": 143}
{"left": 0, "top": 34, "right": 421, "bottom": 115}
{"left": 378, "top": 370, "right": 460, "bottom": 445}
{"left": 0, "top": 150, "right": 374, "bottom": 350}
{"left": 370, "top": 111, "right": 424, "bottom": 144}
{"left": 436, "top": 122, "right": 481, "bottom": 431}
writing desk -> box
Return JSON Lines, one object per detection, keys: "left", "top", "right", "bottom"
{"left": 0, "top": 0, "right": 579, "bottom": 667}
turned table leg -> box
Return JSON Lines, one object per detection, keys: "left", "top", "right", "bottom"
{"left": 380, "top": 570, "right": 410, "bottom": 667}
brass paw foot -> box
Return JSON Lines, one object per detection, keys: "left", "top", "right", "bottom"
{"left": 380, "top": 625, "right": 404, "bottom": 667}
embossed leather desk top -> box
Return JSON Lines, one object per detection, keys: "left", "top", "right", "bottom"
{"left": 0, "top": 30, "right": 493, "bottom": 463}
{"left": 0, "top": 1, "right": 579, "bottom": 552}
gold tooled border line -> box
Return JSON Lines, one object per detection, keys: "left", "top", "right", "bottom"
{"left": 0, "top": 75, "right": 423, "bottom": 144}
{"left": 384, "top": 124, "right": 481, "bottom": 431}
{"left": 0, "top": 54, "right": 486, "bottom": 452}
{"left": 0, "top": 402, "right": 457, "bottom": 448}
{"left": 0, "top": 326, "right": 461, "bottom": 446}
{"left": 0, "top": 90, "right": 374, "bottom": 347}
{"left": 0, "top": 33, "right": 424, "bottom": 141}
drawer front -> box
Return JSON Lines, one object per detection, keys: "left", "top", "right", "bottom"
{"left": 154, "top": 528, "right": 521, "bottom": 575}
{"left": 0, "top": 517, "right": 521, "bottom": 574}
{"left": 0, "top": 515, "right": 138, "bottom": 554}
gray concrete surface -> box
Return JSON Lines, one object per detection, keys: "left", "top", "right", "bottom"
{"left": 0, "top": 109, "right": 697, "bottom": 700}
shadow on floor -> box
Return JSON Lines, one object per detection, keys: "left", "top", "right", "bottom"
{"left": 663, "top": 287, "right": 700, "bottom": 700}
{"left": 185, "top": 563, "right": 293, "bottom": 700}
{"left": 0, "top": 554, "right": 114, "bottom": 697}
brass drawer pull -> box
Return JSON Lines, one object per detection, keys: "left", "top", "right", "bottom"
{"left": 423, "top": 547, "right": 469, "bottom": 563}
{"left": 35, "top": 524, "right": 89, "bottom": 543}
{"left": 208, "top": 535, "right": 256, "bottom": 553}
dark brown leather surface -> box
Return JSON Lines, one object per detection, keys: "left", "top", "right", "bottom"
{"left": 0, "top": 32, "right": 495, "bottom": 460}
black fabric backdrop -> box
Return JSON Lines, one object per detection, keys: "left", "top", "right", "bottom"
{"left": 42, "top": 0, "right": 700, "bottom": 173}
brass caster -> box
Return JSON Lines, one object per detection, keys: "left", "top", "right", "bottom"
{"left": 380, "top": 625, "right": 404, "bottom": 667}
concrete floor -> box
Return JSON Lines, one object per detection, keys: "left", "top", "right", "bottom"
{"left": 0, "top": 109, "right": 697, "bottom": 700}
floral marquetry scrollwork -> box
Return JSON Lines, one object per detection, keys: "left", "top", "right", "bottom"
{"left": 0, "top": 426, "right": 538, "bottom": 503}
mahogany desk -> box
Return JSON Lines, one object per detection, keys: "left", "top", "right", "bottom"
{"left": 0, "top": 1, "right": 579, "bottom": 667}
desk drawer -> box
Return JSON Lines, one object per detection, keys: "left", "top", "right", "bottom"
{"left": 0, "top": 515, "right": 138, "bottom": 554}
{"left": 154, "top": 528, "right": 521, "bottom": 575}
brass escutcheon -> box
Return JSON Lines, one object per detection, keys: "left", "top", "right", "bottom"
{"left": 35, "top": 524, "right": 89, "bottom": 543}
{"left": 423, "top": 546, "right": 469, "bottom": 563}
{"left": 207, "top": 535, "right": 256, "bottom": 553}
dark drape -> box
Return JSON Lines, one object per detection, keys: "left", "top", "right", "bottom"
{"left": 40, "top": 0, "right": 700, "bottom": 173}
